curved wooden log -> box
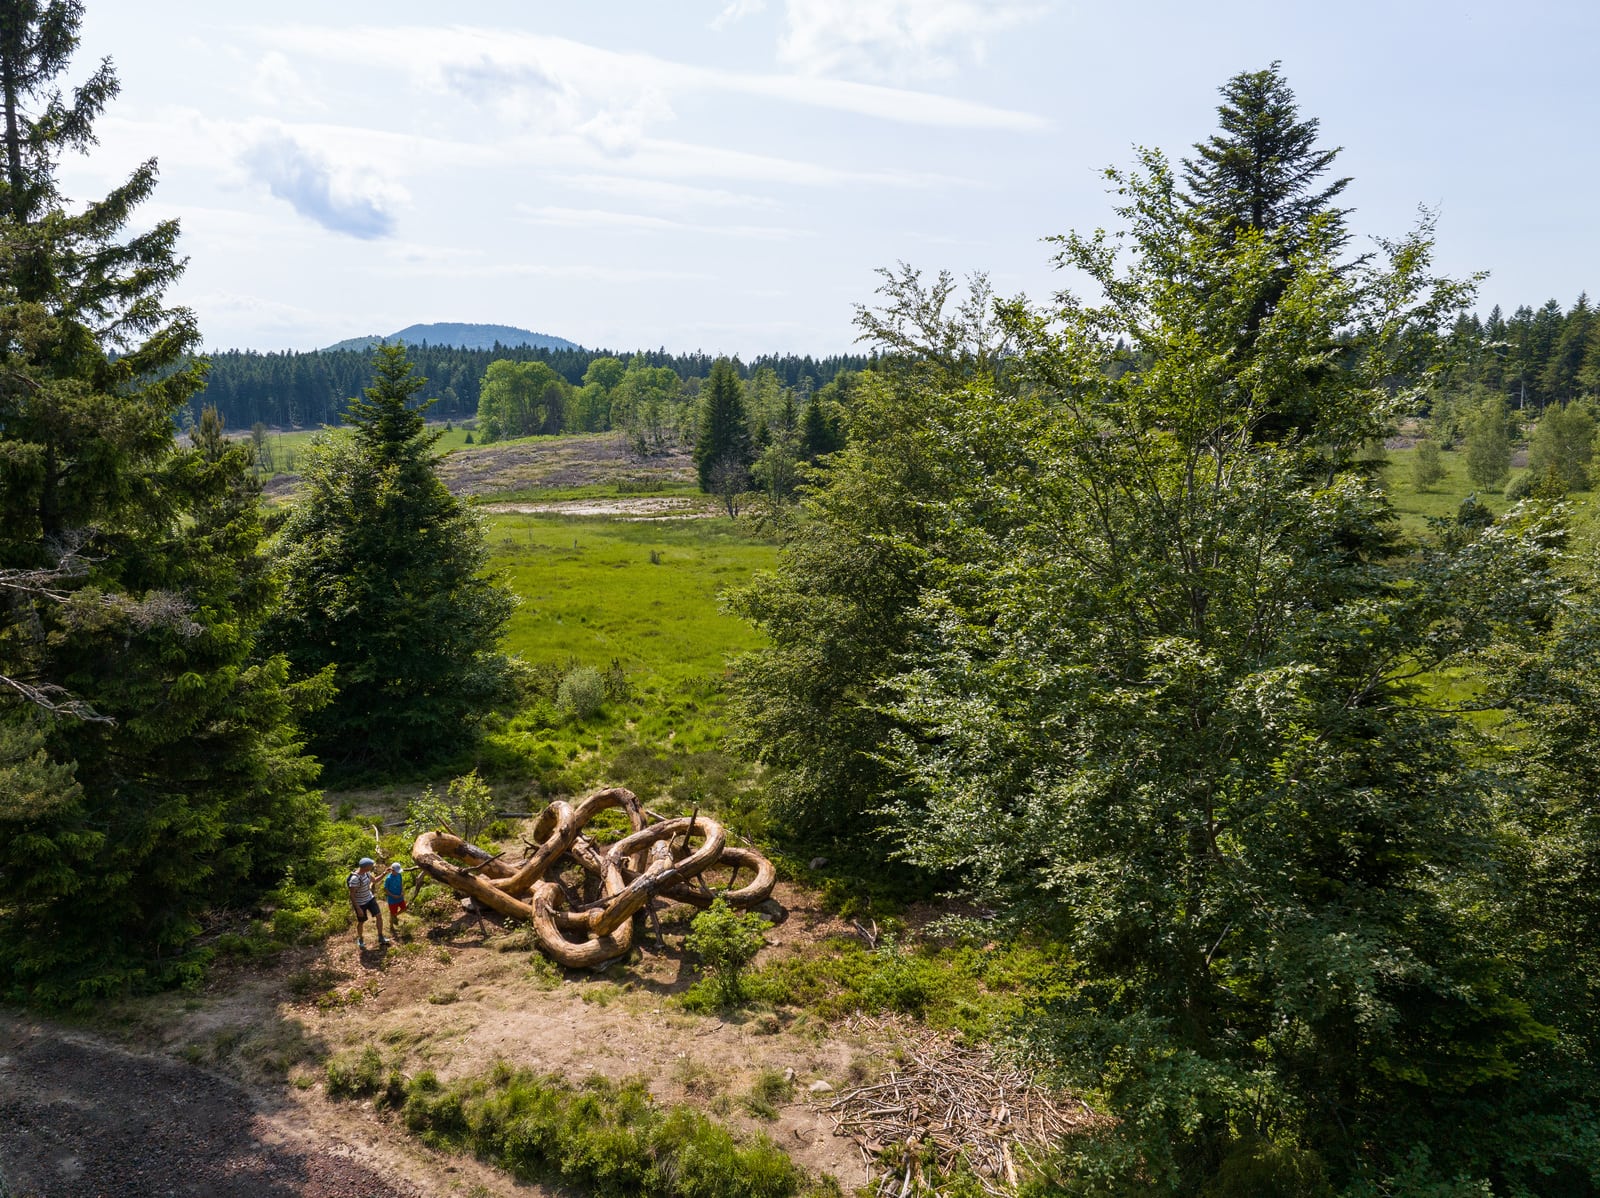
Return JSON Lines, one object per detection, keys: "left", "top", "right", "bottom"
{"left": 657, "top": 846, "right": 777, "bottom": 910}
{"left": 409, "top": 786, "right": 778, "bottom": 969}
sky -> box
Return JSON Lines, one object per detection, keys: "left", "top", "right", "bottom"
{"left": 60, "top": 0, "right": 1600, "bottom": 356}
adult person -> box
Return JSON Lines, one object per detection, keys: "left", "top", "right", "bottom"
{"left": 346, "top": 857, "right": 388, "bottom": 949}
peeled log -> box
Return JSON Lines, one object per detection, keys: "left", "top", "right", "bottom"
{"left": 409, "top": 787, "right": 776, "bottom": 969}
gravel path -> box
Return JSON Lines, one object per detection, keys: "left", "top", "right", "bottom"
{"left": 0, "top": 1019, "right": 416, "bottom": 1198}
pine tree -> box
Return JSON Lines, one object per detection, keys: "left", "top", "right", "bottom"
{"left": 0, "top": 2, "right": 322, "bottom": 1004}
{"left": 1180, "top": 64, "right": 1357, "bottom": 442}
{"left": 266, "top": 345, "right": 516, "bottom": 773}
{"left": 1181, "top": 61, "right": 1351, "bottom": 254}
{"left": 693, "top": 358, "right": 753, "bottom": 514}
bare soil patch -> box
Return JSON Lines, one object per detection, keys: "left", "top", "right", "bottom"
{"left": 438, "top": 435, "right": 695, "bottom": 498}
{"left": 0, "top": 880, "right": 878, "bottom": 1197}
{"left": 0, "top": 1014, "right": 422, "bottom": 1198}
{"left": 479, "top": 496, "right": 714, "bottom": 519}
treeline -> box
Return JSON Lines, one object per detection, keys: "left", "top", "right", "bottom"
{"left": 190, "top": 343, "right": 870, "bottom": 430}
{"left": 1442, "top": 293, "right": 1600, "bottom": 410}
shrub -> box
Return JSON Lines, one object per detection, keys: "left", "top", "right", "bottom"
{"left": 1411, "top": 438, "right": 1445, "bottom": 489}
{"left": 686, "top": 898, "right": 768, "bottom": 1006}
{"left": 406, "top": 769, "right": 497, "bottom": 843}
{"left": 557, "top": 666, "right": 607, "bottom": 719}
{"left": 325, "top": 1047, "right": 385, "bottom": 1098}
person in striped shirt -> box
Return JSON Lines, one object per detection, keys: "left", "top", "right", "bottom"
{"left": 346, "top": 857, "right": 388, "bottom": 949}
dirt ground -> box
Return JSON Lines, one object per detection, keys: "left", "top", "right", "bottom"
{"left": 437, "top": 436, "right": 695, "bottom": 497}
{"left": 479, "top": 496, "right": 714, "bottom": 519}
{"left": 0, "top": 881, "right": 880, "bottom": 1198}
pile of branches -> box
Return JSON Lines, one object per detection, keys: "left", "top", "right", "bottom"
{"left": 411, "top": 787, "right": 775, "bottom": 968}
{"left": 823, "top": 1015, "right": 1097, "bottom": 1197}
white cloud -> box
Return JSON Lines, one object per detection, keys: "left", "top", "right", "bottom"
{"left": 246, "top": 51, "right": 325, "bottom": 113}
{"left": 778, "top": 0, "right": 1045, "bottom": 84}
{"left": 239, "top": 130, "right": 407, "bottom": 239}
{"left": 256, "top": 25, "right": 1046, "bottom": 136}
{"left": 518, "top": 204, "right": 812, "bottom": 240}
{"left": 711, "top": 0, "right": 768, "bottom": 29}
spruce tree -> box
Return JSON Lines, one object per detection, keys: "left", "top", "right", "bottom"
{"left": 266, "top": 345, "right": 516, "bottom": 773}
{"left": 1181, "top": 64, "right": 1356, "bottom": 442}
{"left": 1181, "top": 61, "right": 1351, "bottom": 253}
{"left": 693, "top": 358, "right": 753, "bottom": 514}
{"left": 0, "top": 2, "right": 323, "bottom": 1004}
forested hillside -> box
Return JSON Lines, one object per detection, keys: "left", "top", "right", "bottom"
{"left": 192, "top": 344, "right": 870, "bottom": 429}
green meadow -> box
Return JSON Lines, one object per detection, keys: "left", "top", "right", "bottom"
{"left": 480, "top": 512, "right": 779, "bottom": 818}
{"left": 241, "top": 422, "right": 477, "bottom": 479}
{"left": 1382, "top": 443, "right": 1598, "bottom": 537}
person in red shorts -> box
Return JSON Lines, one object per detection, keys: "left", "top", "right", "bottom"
{"left": 382, "top": 861, "right": 408, "bottom": 930}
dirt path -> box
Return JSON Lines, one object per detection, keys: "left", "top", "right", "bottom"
{"left": 0, "top": 881, "right": 876, "bottom": 1198}
{"left": 0, "top": 1016, "right": 420, "bottom": 1198}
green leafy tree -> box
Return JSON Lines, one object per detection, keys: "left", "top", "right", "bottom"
{"left": 1525, "top": 400, "right": 1595, "bottom": 493}
{"left": 729, "top": 273, "right": 1007, "bottom": 842}
{"left": 872, "top": 149, "right": 1584, "bottom": 1194}
{"left": 475, "top": 358, "right": 565, "bottom": 441}
{"left": 1411, "top": 436, "right": 1446, "bottom": 489}
{"left": 0, "top": 2, "right": 323, "bottom": 1004}
{"left": 694, "top": 358, "right": 753, "bottom": 515}
{"left": 267, "top": 345, "right": 516, "bottom": 773}
{"left": 1464, "top": 394, "right": 1514, "bottom": 489}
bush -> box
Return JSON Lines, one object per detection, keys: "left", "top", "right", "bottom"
{"left": 686, "top": 899, "right": 768, "bottom": 1005}
{"left": 406, "top": 769, "right": 497, "bottom": 843}
{"left": 325, "top": 1047, "right": 385, "bottom": 1098}
{"left": 557, "top": 666, "right": 607, "bottom": 719}
{"left": 1411, "top": 438, "right": 1445, "bottom": 489}
{"left": 1201, "top": 1138, "right": 1334, "bottom": 1198}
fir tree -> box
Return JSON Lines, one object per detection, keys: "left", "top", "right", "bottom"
{"left": 266, "top": 344, "right": 516, "bottom": 773}
{"left": 1181, "top": 61, "right": 1351, "bottom": 254}
{"left": 0, "top": 2, "right": 322, "bottom": 1004}
{"left": 693, "top": 358, "right": 753, "bottom": 514}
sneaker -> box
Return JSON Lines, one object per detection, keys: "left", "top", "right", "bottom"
{"left": 357, "top": 939, "right": 367, "bottom": 949}
{"left": 378, "top": 937, "right": 391, "bottom": 947}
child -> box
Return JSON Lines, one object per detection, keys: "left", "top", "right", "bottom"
{"left": 382, "top": 861, "right": 409, "bottom": 931}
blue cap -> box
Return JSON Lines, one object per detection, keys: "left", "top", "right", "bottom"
{"left": 358, "top": 857, "right": 375, "bottom": 867}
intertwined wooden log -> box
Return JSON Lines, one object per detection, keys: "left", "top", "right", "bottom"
{"left": 411, "top": 787, "right": 776, "bottom": 968}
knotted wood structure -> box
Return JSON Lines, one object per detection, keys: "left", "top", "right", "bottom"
{"left": 411, "top": 787, "right": 776, "bottom": 968}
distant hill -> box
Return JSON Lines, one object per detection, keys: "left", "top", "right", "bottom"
{"left": 323, "top": 323, "right": 581, "bottom": 353}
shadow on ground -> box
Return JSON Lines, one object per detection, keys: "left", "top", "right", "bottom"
{"left": 0, "top": 1013, "right": 414, "bottom": 1198}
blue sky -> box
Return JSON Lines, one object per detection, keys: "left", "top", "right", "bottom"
{"left": 65, "top": 0, "right": 1600, "bottom": 354}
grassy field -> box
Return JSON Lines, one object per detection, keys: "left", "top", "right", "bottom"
{"left": 240, "top": 422, "right": 477, "bottom": 479}
{"left": 480, "top": 512, "right": 780, "bottom": 818}
{"left": 1382, "top": 443, "right": 1598, "bottom": 536}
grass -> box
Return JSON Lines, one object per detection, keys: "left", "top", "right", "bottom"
{"left": 1381, "top": 444, "right": 1598, "bottom": 534}
{"left": 323, "top": 1054, "right": 833, "bottom": 1198}
{"left": 682, "top": 934, "right": 1073, "bottom": 1045}
{"left": 480, "top": 513, "right": 779, "bottom": 806}
{"left": 236, "top": 421, "right": 477, "bottom": 480}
